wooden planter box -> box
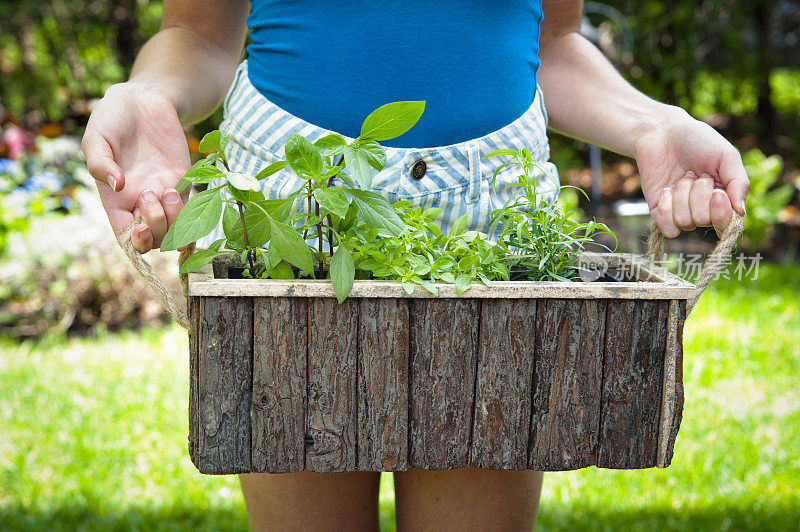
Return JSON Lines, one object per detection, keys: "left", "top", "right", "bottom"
{"left": 186, "top": 252, "right": 694, "bottom": 475}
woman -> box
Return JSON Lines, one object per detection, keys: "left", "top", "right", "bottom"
{"left": 82, "top": 1, "right": 749, "bottom": 529}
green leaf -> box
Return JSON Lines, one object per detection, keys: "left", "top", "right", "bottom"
{"left": 199, "top": 130, "right": 222, "bottom": 153}
{"left": 313, "top": 187, "right": 350, "bottom": 218}
{"left": 227, "top": 183, "right": 265, "bottom": 204}
{"left": 269, "top": 217, "right": 313, "bottom": 273}
{"left": 177, "top": 165, "right": 225, "bottom": 193}
{"left": 357, "top": 141, "right": 387, "bottom": 171}
{"left": 240, "top": 209, "right": 272, "bottom": 247}
{"left": 179, "top": 239, "right": 224, "bottom": 274}
{"left": 161, "top": 186, "right": 224, "bottom": 251}
{"left": 225, "top": 199, "right": 292, "bottom": 247}
{"left": 222, "top": 204, "right": 246, "bottom": 249}
{"left": 343, "top": 145, "right": 373, "bottom": 189}
{"left": 323, "top": 164, "right": 346, "bottom": 180}
{"left": 185, "top": 165, "right": 225, "bottom": 184}
{"left": 268, "top": 261, "right": 295, "bottom": 279}
{"left": 359, "top": 101, "right": 426, "bottom": 141}
{"left": 481, "top": 148, "right": 518, "bottom": 159}
{"left": 314, "top": 134, "right": 347, "bottom": 156}
{"left": 285, "top": 133, "right": 323, "bottom": 178}
{"left": 330, "top": 245, "right": 355, "bottom": 303}
{"left": 346, "top": 189, "right": 406, "bottom": 236}
{"left": 451, "top": 213, "right": 468, "bottom": 235}
{"left": 265, "top": 243, "right": 283, "bottom": 269}
{"left": 455, "top": 274, "right": 472, "bottom": 295}
{"left": 227, "top": 171, "right": 260, "bottom": 191}
{"left": 255, "top": 160, "right": 289, "bottom": 180}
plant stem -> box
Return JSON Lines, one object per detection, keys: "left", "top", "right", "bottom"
{"left": 315, "top": 198, "right": 323, "bottom": 263}
{"left": 237, "top": 200, "right": 256, "bottom": 274}
{"left": 324, "top": 154, "right": 345, "bottom": 257}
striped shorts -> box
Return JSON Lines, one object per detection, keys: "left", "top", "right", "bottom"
{"left": 197, "top": 60, "right": 559, "bottom": 249}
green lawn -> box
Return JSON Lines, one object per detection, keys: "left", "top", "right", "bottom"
{"left": 1, "top": 262, "right": 798, "bottom": 531}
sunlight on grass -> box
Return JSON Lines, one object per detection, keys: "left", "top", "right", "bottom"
{"left": 0, "top": 263, "right": 798, "bottom": 530}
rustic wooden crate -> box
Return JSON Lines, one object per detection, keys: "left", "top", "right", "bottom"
{"left": 186, "top": 252, "right": 693, "bottom": 475}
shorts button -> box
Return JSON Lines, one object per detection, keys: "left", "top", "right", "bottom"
{"left": 411, "top": 159, "right": 427, "bottom": 180}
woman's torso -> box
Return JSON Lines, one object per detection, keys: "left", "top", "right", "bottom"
{"left": 246, "top": 0, "right": 543, "bottom": 148}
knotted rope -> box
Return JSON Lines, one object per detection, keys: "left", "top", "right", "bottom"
{"left": 118, "top": 211, "right": 743, "bottom": 329}
{"left": 120, "top": 218, "right": 194, "bottom": 330}
{"left": 647, "top": 211, "right": 744, "bottom": 316}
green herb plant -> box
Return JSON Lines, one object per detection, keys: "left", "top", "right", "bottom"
{"left": 483, "top": 148, "right": 617, "bottom": 281}
{"left": 163, "top": 102, "right": 616, "bottom": 303}
{"left": 161, "top": 101, "right": 426, "bottom": 302}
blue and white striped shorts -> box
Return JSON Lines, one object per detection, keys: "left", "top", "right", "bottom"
{"left": 197, "top": 60, "right": 559, "bottom": 248}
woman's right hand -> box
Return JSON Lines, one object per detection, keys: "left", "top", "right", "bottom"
{"left": 82, "top": 81, "right": 191, "bottom": 253}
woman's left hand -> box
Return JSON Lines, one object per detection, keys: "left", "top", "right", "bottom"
{"left": 634, "top": 115, "right": 749, "bottom": 238}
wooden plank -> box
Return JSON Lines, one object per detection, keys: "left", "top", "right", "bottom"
{"left": 657, "top": 299, "right": 687, "bottom": 468}
{"left": 187, "top": 296, "right": 201, "bottom": 466}
{"left": 190, "top": 278, "right": 695, "bottom": 300}
{"left": 470, "top": 299, "right": 537, "bottom": 469}
{"left": 598, "top": 299, "right": 669, "bottom": 469}
{"left": 193, "top": 296, "right": 253, "bottom": 474}
{"left": 409, "top": 299, "right": 480, "bottom": 470}
{"left": 528, "top": 299, "right": 606, "bottom": 470}
{"left": 357, "top": 299, "right": 410, "bottom": 471}
{"left": 305, "top": 298, "right": 359, "bottom": 472}
{"left": 251, "top": 298, "right": 307, "bottom": 473}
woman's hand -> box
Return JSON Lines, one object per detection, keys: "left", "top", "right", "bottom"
{"left": 635, "top": 113, "right": 749, "bottom": 238}
{"left": 82, "top": 81, "right": 190, "bottom": 253}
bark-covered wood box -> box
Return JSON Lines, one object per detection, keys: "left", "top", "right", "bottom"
{"left": 186, "top": 252, "right": 693, "bottom": 475}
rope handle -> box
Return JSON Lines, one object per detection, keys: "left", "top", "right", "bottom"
{"left": 120, "top": 218, "right": 194, "bottom": 330}
{"left": 119, "top": 212, "right": 744, "bottom": 329}
{"left": 647, "top": 211, "right": 744, "bottom": 316}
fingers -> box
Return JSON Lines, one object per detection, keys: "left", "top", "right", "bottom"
{"left": 689, "top": 174, "right": 715, "bottom": 227}
{"left": 672, "top": 176, "right": 695, "bottom": 231}
{"left": 130, "top": 223, "right": 153, "bottom": 253}
{"left": 82, "top": 130, "right": 124, "bottom": 191}
{"left": 133, "top": 188, "right": 184, "bottom": 252}
{"left": 710, "top": 189, "right": 733, "bottom": 237}
{"left": 653, "top": 172, "right": 735, "bottom": 239}
{"left": 655, "top": 187, "right": 680, "bottom": 238}
{"left": 162, "top": 188, "right": 184, "bottom": 227}
{"left": 719, "top": 148, "right": 749, "bottom": 217}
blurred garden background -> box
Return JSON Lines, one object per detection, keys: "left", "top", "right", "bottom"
{"left": 1, "top": 1, "right": 798, "bottom": 530}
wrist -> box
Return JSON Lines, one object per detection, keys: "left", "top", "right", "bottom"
{"left": 106, "top": 79, "right": 185, "bottom": 119}
{"left": 632, "top": 105, "right": 693, "bottom": 159}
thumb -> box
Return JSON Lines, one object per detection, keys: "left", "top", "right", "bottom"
{"left": 82, "top": 129, "right": 125, "bottom": 191}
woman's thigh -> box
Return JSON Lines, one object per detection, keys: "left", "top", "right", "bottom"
{"left": 393, "top": 468, "right": 544, "bottom": 532}
{"left": 239, "top": 471, "right": 381, "bottom": 532}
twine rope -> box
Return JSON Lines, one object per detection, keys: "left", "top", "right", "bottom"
{"left": 118, "top": 212, "right": 743, "bottom": 329}
{"left": 120, "top": 218, "right": 194, "bottom": 330}
{"left": 648, "top": 212, "right": 744, "bottom": 316}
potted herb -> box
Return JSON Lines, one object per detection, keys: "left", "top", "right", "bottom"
{"left": 155, "top": 101, "right": 737, "bottom": 476}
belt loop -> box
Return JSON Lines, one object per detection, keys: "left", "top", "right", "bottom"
{"left": 466, "top": 140, "right": 481, "bottom": 204}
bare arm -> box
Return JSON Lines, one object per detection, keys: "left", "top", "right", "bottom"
{"left": 130, "top": 0, "right": 250, "bottom": 123}
{"left": 82, "top": 0, "right": 249, "bottom": 252}
{"left": 537, "top": 0, "right": 748, "bottom": 238}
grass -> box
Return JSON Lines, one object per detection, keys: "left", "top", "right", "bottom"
{"left": 1, "top": 262, "right": 798, "bottom": 531}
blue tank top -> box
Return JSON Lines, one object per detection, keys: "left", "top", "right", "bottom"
{"left": 246, "top": 1, "right": 543, "bottom": 148}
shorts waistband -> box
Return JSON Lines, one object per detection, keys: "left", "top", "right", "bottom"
{"left": 220, "top": 60, "right": 554, "bottom": 194}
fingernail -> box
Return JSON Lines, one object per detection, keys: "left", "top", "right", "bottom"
{"left": 164, "top": 189, "right": 180, "bottom": 204}
{"left": 137, "top": 225, "right": 151, "bottom": 239}
{"left": 663, "top": 187, "right": 673, "bottom": 197}
{"left": 685, "top": 171, "right": 697, "bottom": 179}
{"left": 107, "top": 175, "right": 116, "bottom": 190}
{"left": 741, "top": 199, "right": 747, "bottom": 217}
{"left": 142, "top": 189, "right": 157, "bottom": 202}
{"left": 700, "top": 172, "right": 713, "bottom": 180}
